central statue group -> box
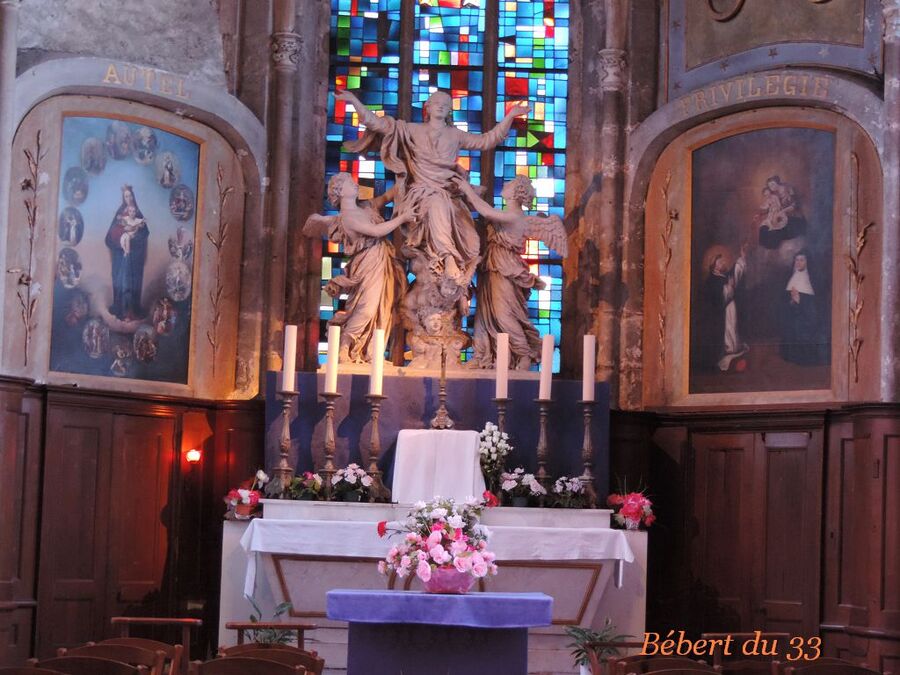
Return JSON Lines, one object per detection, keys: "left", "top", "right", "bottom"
{"left": 304, "top": 90, "right": 568, "bottom": 371}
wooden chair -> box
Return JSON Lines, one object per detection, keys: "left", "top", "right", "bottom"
{"left": 0, "top": 669, "right": 66, "bottom": 674}
{"left": 639, "top": 670, "right": 724, "bottom": 675}
{"left": 224, "top": 621, "right": 316, "bottom": 651}
{"left": 217, "top": 643, "right": 317, "bottom": 658}
{"left": 57, "top": 643, "right": 165, "bottom": 675}
{"left": 26, "top": 656, "right": 149, "bottom": 675}
{"left": 217, "top": 646, "right": 323, "bottom": 674}
{"left": 95, "top": 638, "right": 182, "bottom": 675}
{"left": 588, "top": 641, "right": 647, "bottom": 675}
{"left": 189, "top": 657, "right": 305, "bottom": 675}
{"left": 612, "top": 655, "right": 716, "bottom": 674}
{"left": 111, "top": 617, "right": 201, "bottom": 674}
{"left": 719, "top": 660, "right": 779, "bottom": 675}
{"left": 700, "top": 633, "right": 791, "bottom": 668}
{"left": 782, "top": 664, "right": 887, "bottom": 675}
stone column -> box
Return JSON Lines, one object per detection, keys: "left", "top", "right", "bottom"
{"left": 0, "top": 0, "right": 19, "bottom": 358}
{"left": 265, "top": 0, "right": 300, "bottom": 372}
{"left": 882, "top": 0, "right": 900, "bottom": 401}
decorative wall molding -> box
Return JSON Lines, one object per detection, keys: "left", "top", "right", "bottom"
{"left": 600, "top": 48, "right": 627, "bottom": 92}
{"left": 657, "top": 171, "right": 677, "bottom": 386}
{"left": 6, "top": 130, "right": 45, "bottom": 367}
{"left": 207, "top": 163, "right": 234, "bottom": 378}
{"left": 271, "top": 32, "right": 302, "bottom": 70}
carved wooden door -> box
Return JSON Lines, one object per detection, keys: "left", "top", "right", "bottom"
{"left": 36, "top": 403, "right": 176, "bottom": 656}
{"left": 691, "top": 429, "right": 823, "bottom": 636}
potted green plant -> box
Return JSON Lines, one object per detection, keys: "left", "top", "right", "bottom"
{"left": 565, "top": 619, "right": 631, "bottom": 675}
{"left": 500, "top": 467, "right": 546, "bottom": 507}
{"left": 246, "top": 596, "right": 294, "bottom": 645}
{"left": 289, "top": 471, "right": 324, "bottom": 500}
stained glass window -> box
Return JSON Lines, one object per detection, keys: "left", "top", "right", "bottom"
{"left": 324, "top": 0, "right": 569, "bottom": 369}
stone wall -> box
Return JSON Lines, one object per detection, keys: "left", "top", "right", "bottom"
{"left": 16, "top": 0, "right": 227, "bottom": 86}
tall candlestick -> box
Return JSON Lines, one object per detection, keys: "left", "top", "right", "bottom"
{"left": 538, "top": 334, "right": 554, "bottom": 400}
{"left": 495, "top": 333, "right": 509, "bottom": 399}
{"left": 582, "top": 334, "right": 596, "bottom": 402}
{"left": 369, "top": 328, "right": 385, "bottom": 396}
{"left": 281, "top": 324, "right": 297, "bottom": 392}
{"left": 325, "top": 324, "right": 340, "bottom": 393}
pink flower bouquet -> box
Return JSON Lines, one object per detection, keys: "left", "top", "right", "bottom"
{"left": 377, "top": 496, "right": 499, "bottom": 589}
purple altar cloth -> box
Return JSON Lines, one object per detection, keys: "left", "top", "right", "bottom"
{"left": 326, "top": 590, "right": 552, "bottom": 628}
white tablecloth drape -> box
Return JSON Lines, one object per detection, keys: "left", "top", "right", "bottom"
{"left": 391, "top": 429, "right": 486, "bottom": 504}
{"left": 239, "top": 518, "right": 634, "bottom": 597}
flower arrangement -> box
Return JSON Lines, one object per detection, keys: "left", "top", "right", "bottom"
{"left": 500, "top": 467, "right": 546, "bottom": 505}
{"left": 331, "top": 463, "right": 373, "bottom": 501}
{"left": 224, "top": 470, "right": 269, "bottom": 518}
{"left": 289, "top": 471, "right": 324, "bottom": 500}
{"left": 478, "top": 421, "right": 511, "bottom": 491}
{"left": 376, "top": 494, "right": 498, "bottom": 589}
{"left": 607, "top": 490, "right": 655, "bottom": 530}
{"left": 551, "top": 476, "right": 586, "bottom": 509}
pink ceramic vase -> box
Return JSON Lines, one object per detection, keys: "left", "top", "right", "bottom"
{"left": 423, "top": 566, "right": 477, "bottom": 594}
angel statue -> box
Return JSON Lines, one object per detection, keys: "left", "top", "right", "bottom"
{"left": 303, "top": 172, "right": 413, "bottom": 363}
{"left": 455, "top": 176, "right": 568, "bottom": 369}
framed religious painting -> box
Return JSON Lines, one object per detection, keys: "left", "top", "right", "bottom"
{"left": 49, "top": 114, "right": 200, "bottom": 384}
{"left": 3, "top": 94, "right": 256, "bottom": 399}
{"left": 642, "top": 108, "right": 883, "bottom": 406}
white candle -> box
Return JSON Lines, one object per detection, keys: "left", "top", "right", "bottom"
{"left": 281, "top": 324, "right": 297, "bottom": 392}
{"left": 582, "top": 334, "right": 596, "bottom": 401}
{"left": 538, "top": 334, "right": 554, "bottom": 400}
{"left": 325, "top": 325, "right": 340, "bottom": 394}
{"left": 369, "top": 328, "right": 385, "bottom": 396}
{"left": 495, "top": 333, "right": 509, "bottom": 399}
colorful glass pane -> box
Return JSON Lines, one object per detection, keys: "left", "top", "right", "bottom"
{"left": 498, "top": 0, "right": 570, "bottom": 70}
{"left": 493, "top": 148, "right": 566, "bottom": 217}
{"left": 414, "top": 1, "right": 485, "bottom": 67}
{"left": 331, "top": 0, "right": 402, "bottom": 64}
{"left": 496, "top": 71, "right": 567, "bottom": 150}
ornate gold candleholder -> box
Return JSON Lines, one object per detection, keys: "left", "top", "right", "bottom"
{"left": 577, "top": 399, "right": 598, "bottom": 508}
{"left": 272, "top": 389, "right": 298, "bottom": 497}
{"left": 319, "top": 391, "right": 342, "bottom": 497}
{"left": 365, "top": 393, "right": 390, "bottom": 502}
{"left": 430, "top": 347, "right": 454, "bottom": 429}
{"left": 535, "top": 398, "right": 551, "bottom": 491}
{"left": 492, "top": 397, "right": 510, "bottom": 435}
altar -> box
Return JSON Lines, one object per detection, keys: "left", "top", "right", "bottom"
{"left": 219, "top": 500, "right": 647, "bottom": 674}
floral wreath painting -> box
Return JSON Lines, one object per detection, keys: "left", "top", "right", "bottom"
{"left": 49, "top": 115, "right": 200, "bottom": 383}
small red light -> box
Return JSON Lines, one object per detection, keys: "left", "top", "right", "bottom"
{"left": 185, "top": 448, "right": 202, "bottom": 464}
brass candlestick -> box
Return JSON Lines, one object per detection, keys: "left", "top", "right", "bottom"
{"left": 492, "top": 397, "right": 510, "bottom": 435}
{"left": 273, "top": 389, "right": 298, "bottom": 496}
{"left": 430, "top": 347, "right": 454, "bottom": 429}
{"left": 365, "top": 393, "right": 390, "bottom": 502}
{"left": 319, "top": 391, "right": 342, "bottom": 497}
{"left": 577, "top": 400, "right": 598, "bottom": 508}
{"left": 535, "top": 398, "right": 551, "bottom": 490}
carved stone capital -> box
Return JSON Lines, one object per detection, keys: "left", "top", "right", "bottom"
{"left": 885, "top": 0, "right": 900, "bottom": 42}
{"left": 271, "top": 32, "right": 302, "bottom": 69}
{"left": 599, "top": 48, "right": 627, "bottom": 92}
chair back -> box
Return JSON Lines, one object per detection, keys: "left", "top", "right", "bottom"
{"left": 221, "top": 647, "right": 322, "bottom": 673}
{"left": 0, "top": 669, "right": 67, "bottom": 674}
{"left": 700, "top": 633, "right": 791, "bottom": 667}
{"left": 719, "top": 660, "right": 779, "bottom": 674}
{"left": 30, "top": 656, "right": 148, "bottom": 675}
{"left": 190, "top": 657, "right": 305, "bottom": 674}
{"left": 783, "top": 664, "right": 883, "bottom": 675}
{"left": 217, "top": 644, "right": 323, "bottom": 673}
{"left": 97, "top": 638, "right": 182, "bottom": 674}
{"left": 614, "top": 656, "right": 715, "bottom": 674}
{"left": 640, "top": 670, "right": 727, "bottom": 675}
{"left": 59, "top": 644, "right": 165, "bottom": 675}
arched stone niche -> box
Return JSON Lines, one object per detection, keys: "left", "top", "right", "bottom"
{"left": 620, "top": 68, "right": 885, "bottom": 408}
{"left": 2, "top": 58, "right": 266, "bottom": 399}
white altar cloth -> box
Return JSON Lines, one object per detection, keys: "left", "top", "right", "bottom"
{"left": 239, "top": 517, "right": 634, "bottom": 598}
{"left": 392, "top": 429, "right": 486, "bottom": 503}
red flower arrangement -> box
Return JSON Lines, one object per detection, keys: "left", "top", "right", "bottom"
{"left": 607, "top": 490, "right": 655, "bottom": 530}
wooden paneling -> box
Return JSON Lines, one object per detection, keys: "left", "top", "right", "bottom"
{"left": 0, "top": 379, "right": 41, "bottom": 666}
{"left": 37, "top": 405, "right": 113, "bottom": 653}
